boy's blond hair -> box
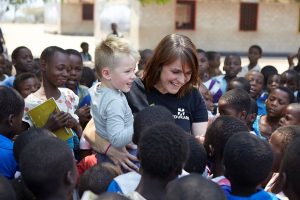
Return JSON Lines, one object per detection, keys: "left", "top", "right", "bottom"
{"left": 94, "top": 36, "right": 140, "bottom": 78}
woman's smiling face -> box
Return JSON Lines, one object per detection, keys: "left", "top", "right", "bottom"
{"left": 154, "top": 59, "right": 192, "bottom": 94}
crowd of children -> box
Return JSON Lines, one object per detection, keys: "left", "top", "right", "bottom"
{"left": 0, "top": 33, "right": 300, "bottom": 200}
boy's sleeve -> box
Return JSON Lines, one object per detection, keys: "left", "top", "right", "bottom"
{"left": 105, "top": 99, "right": 133, "bottom": 148}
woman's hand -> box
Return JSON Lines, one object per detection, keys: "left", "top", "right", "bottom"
{"left": 107, "top": 146, "right": 139, "bottom": 172}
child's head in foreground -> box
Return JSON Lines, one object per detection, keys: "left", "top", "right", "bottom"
{"left": 13, "top": 128, "right": 55, "bottom": 163}
{"left": 13, "top": 72, "right": 39, "bottom": 98}
{"left": 0, "top": 86, "right": 25, "bottom": 138}
{"left": 0, "top": 176, "right": 16, "bottom": 200}
{"left": 165, "top": 174, "right": 226, "bottom": 200}
{"left": 40, "top": 46, "right": 71, "bottom": 88}
{"left": 224, "top": 132, "right": 273, "bottom": 191}
{"left": 280, "top": 137, "right": 300, "bottom": 200}
{"left": 279, "top": 103, "right": 300, "bottom": 126}
{"left": 138, "top": 122, "right": 189, "bottom": 182}
{"left": 78, "top": 163, "right": 120, "bottom": 197}
{"left": 94, "top": 36, "right": 140, "bottom": 93}
{"left": 19, "top": 137, "right": 77, "bottom": 199}
{"left": 218, "top": 88, "right": 251, "bottom": 121}
{"left": 269, "top": 125, "right": 300, "bottom": 172}
{"left": 133, "top": 105, "right": 175, "bottom": 145}
{"left": 203, "top": 116, "right": 248, "bottom": 174}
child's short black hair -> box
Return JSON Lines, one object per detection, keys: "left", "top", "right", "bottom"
{"left": 0, "top": 176, "right": 16, "bottom": 200}
{"left": 261, "top": 65, "right": 278, "bottom": 87}
{"left": 13, "top": 128, "right": 54, "bottom": 162}
{"left": 13, "top": 72, "right": 37, "bottom": 92}
{"left": 165, "top": 174, "right": 226, "bottom": 200}
{"left": 275, "top": 125, "right": 300, "bottom": 152}
{"left": 78, "top": 163, "right": 119, "bottom": 197}
{"left": 133, "top": 105, "right": 175, "bottom": 145}
{"left": 40, "top": 46, "right": 67, "bottom": 64}
{"left": 80, "top": 67, "right": 97, "bottom": 88}
{"left": 228, "top": 77, "right": 251, "bottom": 92}
{"left": 204, "top": 116, "right": 248, "bottom": 162}
{"left": 184, "top": 135, "right": 207, "bottom": 174}
{"left": 19, "top": 137, "right": 76, "bottom": 198}
{"left": 0, "top": 86, "right": 24, "bottom": 120}
{"left": 11, "top": 46, "right": 29, "bottom": 61}
{"left": 249, "top": 45, "right": 263, "bottom": 55}
{"left": 281, "top": 137, "right": 300, "bottom": 198}
{"left": 66, "top": 48, "right": 83, "bottom": 62}
{"left": 224, "top": 132, "right": 273, "bottom": 187}
{"left": 138, "top": 122, "right": 189, "bottom": 179}
{"left": 270, "top": 86, "right": 295, "bottom": 104}
{"left": 219, "top": 88, "right": 251, "bottom": 114}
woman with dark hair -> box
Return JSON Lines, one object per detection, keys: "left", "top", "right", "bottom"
{"left": 84, "top": 34, "right": 208, "bottom": 171}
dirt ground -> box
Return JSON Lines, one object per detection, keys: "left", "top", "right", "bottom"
{"left": 1, "top": 23, "right": 291, "bottom": 73}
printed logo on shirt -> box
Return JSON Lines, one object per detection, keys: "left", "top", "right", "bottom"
{"left": 173, "top": 108, "right": 189, "bottom": 120}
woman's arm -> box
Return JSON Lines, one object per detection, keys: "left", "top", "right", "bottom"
{"left": 192, "top": 121, "right": 208, "bottom": 137}
{"left": 83, "top": 119, "right": 138, "bottom": 171}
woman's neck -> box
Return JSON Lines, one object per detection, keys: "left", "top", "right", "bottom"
{"left": 248, "top": 62, "right": 257, "bottom": 70}
{"left": 135, "top": 174, "right": 168, "bottom": 200}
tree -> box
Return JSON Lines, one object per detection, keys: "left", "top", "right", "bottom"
{"left": 139, "top": 0, "right": 171, "bottom": 5}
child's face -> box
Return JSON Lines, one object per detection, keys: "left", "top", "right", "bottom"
{"left": 18, "top": 77, "right": 39, "bottom": 98}
{"left": 218, "top": 99, "right": 243, "bottom": 120}
{"left": 223, "top": 56, "right": 241, "bottom": 77}
{"left": 266, "top": 89, "right": 290, "bottom": 118}
{"left": 248, "top": 47, "right": 261, "bottom": 64}
{"left": 66, "top": 55, "right": 83, "bottom": 91}
{"left": 109, "top": 55, "right": 137, "bottom": 93}
{"left": 197, "top": 52, "right": 209, "bottom": 74}
{"left": 198, "top": 85, "right": 214, "bottom": 112}
{"left": 155, "top": 59, "right": 191, "bottom": 94}
{"left": 269, "top": 130, "right": 284, "bottom": 172}
{"left": 279, "top": 105, "right": 300, "bottom": 126}
{"left": 267, "top": 74, "right": 280, "bottom": 93}
{"left": 82, "top": 44, "right": 89, "bottom": 53}
{"left": 44, "top": 52, "right": 70, "bottom": 87}
{"left": 14, "top": 48, "right": 34, "bottom": 73}
{"left": 280, "top": 73, "right": 299, "bottom": 92}
{"left": 246, "top": 71, "right": 264, "bottom": 99}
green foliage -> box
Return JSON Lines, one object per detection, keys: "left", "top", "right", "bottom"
{"left": 139, "top": 0, "right": 172, "bottom": 5}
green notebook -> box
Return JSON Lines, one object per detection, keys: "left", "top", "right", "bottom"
{"left": 27, "top": 97, "right": 73, "bottom": 141}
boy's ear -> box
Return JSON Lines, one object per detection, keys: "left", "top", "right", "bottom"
{"left": 12, "top": 58, "right": 17, "bottom": 67}
{"left": 8, "top": 114, "right": 15, "bottom": 127}
{"left": 102, "top": 67, "right": 111, "bottom": 80}
{"left": 240, "top": 111, "right": 248, "bottom": 121}
{"left": 65, "top": 169, "right": 77, "bottom": 187}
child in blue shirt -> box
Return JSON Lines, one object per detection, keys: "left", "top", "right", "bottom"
{"left": 0, "top": 86, "right": 24, "bottom": 179}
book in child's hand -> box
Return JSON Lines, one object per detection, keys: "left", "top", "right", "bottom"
{"left": 27, "top": 97, "right": 73, "bottom": 141}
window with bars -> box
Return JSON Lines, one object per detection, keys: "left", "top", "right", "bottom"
{"left": 240, "top": 3, "right": 258, "bottom": 31}
{"left": 82, "top": 3, "right": 94, "bottom": 21}
{"left": 175, "top": 0, "right": 196, "bottom": 30}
